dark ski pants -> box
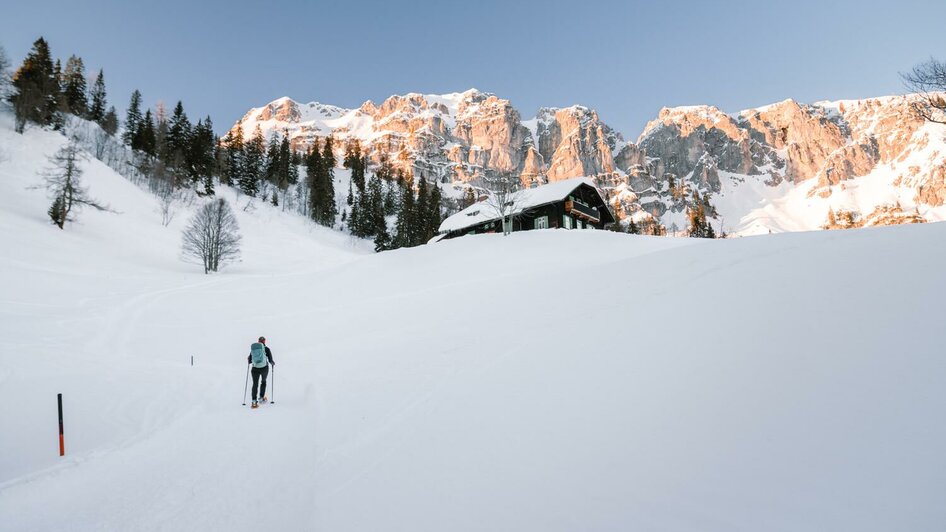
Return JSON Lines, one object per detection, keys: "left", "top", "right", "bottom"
{"left": 251, "top": 366, "right": 269, "bottom": 400}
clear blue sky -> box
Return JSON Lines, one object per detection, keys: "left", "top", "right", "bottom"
{"left": 2, "top": 0, "right": 944, "bottom": 137}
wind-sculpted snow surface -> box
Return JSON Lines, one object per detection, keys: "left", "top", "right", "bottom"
{"left": 1, "top": 113, "right": 946, "bottom": 531}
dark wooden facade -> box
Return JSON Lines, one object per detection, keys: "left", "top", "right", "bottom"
{"left": 442, "top": 182, "right": 615, "bottom": 239}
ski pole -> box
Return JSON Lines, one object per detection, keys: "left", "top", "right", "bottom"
{"left": 270, "top": 365, "right": 275, "bottom": 405}
{"left": 242, "top": 363, "right": 250, "bottom": 406}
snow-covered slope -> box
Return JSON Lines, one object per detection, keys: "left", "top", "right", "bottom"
{"left": 2, "top": 111, "right": 945, "bottom": 530}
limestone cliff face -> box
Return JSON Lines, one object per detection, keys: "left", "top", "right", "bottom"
{"left": 450, "top": 93, "right": 532, "bottom": 177}
{"left": 637, "top": 105, "right": 771, "bottom": 188}
{"left": 231, "top": 91, "right": 622, "bottom": 187}
{"left": 537, "top": 106, "right": 620, "bottom": 182}
{"left": 232, "top": 90, "right": 946, "bottom": 233}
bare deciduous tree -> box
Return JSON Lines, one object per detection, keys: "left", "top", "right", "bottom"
{"left": 42, "top": 140, "right": 105, "bottom": 228}
{"left": 154, "top": 180, "right": 177, "bottom": 227}
{"left": 182, "top": 198, "right": 241, "bottom": 273}
{"left": 902, "top": 58, "right": 946, "bottom": 124}
{"left": 482, "top": 173, "right": 523, "bottom": 236}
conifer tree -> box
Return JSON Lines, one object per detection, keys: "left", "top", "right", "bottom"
{"left": 414, "top": 176, "right": 429, "bottom": 246}
{"left": 368, "top": 172, "right": 387, "bottom": 238}
{"left": 102, "top": 106, "right": 119, "bottom": 135}
{"left": 265, "top": 131, "right": 281, "bottom": 185}
{"left": 188, "top": 117, "right": 216, "bottom": 193}
{"left": 343, "top": 139, "right": 366, "bottom": 192}
{"left": 164, "top": 101, "right": 191, "bottom": 165}
{"left": 306, "top": 139, "right": 324, "bottom": 222}
{"left": 393, "top": 175, "right": 415, "bottom": 249}
{"left": 11, "top": 37, "right": 59, "bottom": 132}
{"left": 383, "top": 172, "right": 400, "bottom": 215}
{"left": 687, "top": 191, "right": 714, "bottom": 238}
{"left": 62, "top": 55, "right": 88, "bottom": 116}
{"left": 88, "top": 69, "right": 107, "bottom": 123}
{"left": 230, "top": 126, "right": 247, "bottom": 190}
{"left": 313, "top": 136, "right": 337, "bottom": 225}
{"left": 240, "top": 125, "right": 265, "bottom": 196}
{"left": 278, "top": 134, "right": 293, "bottom": 187}
{"left": 135, "top": 109, "right": 157, "bottom": 156}
{"left": 348, "top": 193, "right": 361, "bottom": 237}
{"left": 221, "top": 127, "right": 244, "bottom": 187}
{"left": 287, "top": 146, "right": 299, "bottom": 186}
{"left": 427, "top": 182, "right": 443, "bottom": 240}
{"left": 123, "top": 90, "right": 142, "bottom": 146}
{"left": 373, "top": 225, "right": 391, "bottom": 252}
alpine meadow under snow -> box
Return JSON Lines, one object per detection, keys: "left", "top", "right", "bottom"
{"left": 2, "top": 104, "right": 946, "bottom": 531}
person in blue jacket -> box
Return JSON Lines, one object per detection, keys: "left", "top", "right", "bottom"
{"left": 248, "top": 336, "right": 275, "bottom": 408}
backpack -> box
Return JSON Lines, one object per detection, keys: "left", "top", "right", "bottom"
{"left": 250, "top": 342, "right": 268, "bottom": 368}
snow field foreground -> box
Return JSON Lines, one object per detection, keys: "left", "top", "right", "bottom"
{"left": 2, "top": 115, "right": 946, "bottom": 531}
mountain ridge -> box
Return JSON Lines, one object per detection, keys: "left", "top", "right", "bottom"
{"left": 230, "top": 90, "right": 946, "bottom": 236}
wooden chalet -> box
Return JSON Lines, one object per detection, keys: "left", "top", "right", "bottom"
{"left": 438, "top": 177, "right": 615, "bottom": 239}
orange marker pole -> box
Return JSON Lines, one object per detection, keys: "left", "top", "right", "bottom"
{"left": 58, "top": 393, "right": 64, "bottom": 456}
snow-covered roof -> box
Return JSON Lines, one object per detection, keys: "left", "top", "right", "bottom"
{"left": 439, "top": 177, "right": 603, "bottom": 233}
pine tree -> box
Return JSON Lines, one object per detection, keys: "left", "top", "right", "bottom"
{"left": 265, "top": 131, "right": 281, "bottom": 185}
{"left": 427, "top": 182, "right": 443, "bottom": 241}
{"left": 313, "top": 136, "right": 337, "bottom": 226}
{"left": 241, "top": 125, "right": 265, "bottom": 196}
{"left": 188, "top": 117, "right": 216, "bottom": 193}
{"left": 123, "top": 90, "right": 142, "bottom": 146}
{"left": 11, "top": 37, "right": 59, "bottom": 132}
{"left": 88, "top": 70, "right": 107, "bottom": 123}
{"left": 135, "top": 109, "right": 157, "bottom": 156}
{"left": 687, "top": 192, "right": 714, "bottom": 238}
{"left": 61, "top": 55, "right": 87, "bottom": 116}
{"left": 306, "top": 139, "right": 324, "bottom": 223}
{"left": 383, "top": 172, "right": 400, "bottom": 215}
{"left": 368, "top": 172, "right": 386, "bottom": 238}
{"left": 102, "top": 106, "right": 118, "bottom": 136}
{"left": 224, "top": 126, "right": 245, "bottom": 190}
{"left": 393, "top": 176, "right": 415, "bottom": 249}
{"left": 343, "top": 139, "right": 366, "bottom": 192}
{"left": 164, "top": 101, "right": 191, "bottom": 166}
{"left": 348, "top": 193, "right": 361, "bottom": 237}
{"left": 287, "top": 147, "right": 299, "bottom": 186}
{"left": 373, "top": 226, "right": 391, "bottom": 252}
{"left": 414, "top": 176, "right": 429, "bottom": 246}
